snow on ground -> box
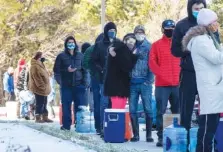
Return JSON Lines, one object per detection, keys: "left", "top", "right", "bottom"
{"left": 0, "top": 123, "right": 95, "bottom": 152}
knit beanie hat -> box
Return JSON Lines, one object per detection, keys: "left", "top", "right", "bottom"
{"left": 197, "top": 8, "right": 218, "bottom": 26}
{"left": 134, "top": 25, "right": 145, "bottom": 33}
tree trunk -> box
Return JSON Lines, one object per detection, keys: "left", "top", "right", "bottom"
{"left": 0, "top": 70, "right": 4, "bottom": 106}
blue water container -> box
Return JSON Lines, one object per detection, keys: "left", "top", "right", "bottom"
{"left": 104, "top": 109, "right": 126, "bottom": 143}
{"left": 163, "top": 118, "right": 187, "bottom": 152}
{"left": 189, "top": 127, "right": 198, "bottom": 152}
{"left": 76, "top": 106, "right": 96, "bottom": 133}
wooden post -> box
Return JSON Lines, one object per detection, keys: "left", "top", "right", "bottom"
{"left": 101, "top": 0, "right": 105, "bottom": 32}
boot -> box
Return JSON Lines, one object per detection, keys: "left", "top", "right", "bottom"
{"left": 146, "top": 115, "right": 154, "bottom": 142}
{"left": 130, "top": 115, "right": 139, "bottom": 142}
{"left": 156, "top": 138, "right": 163, "bottom": 147}
{"left": 42, "top": 114, "right": 53, "bottom": 123}
{"left": 35, "top": 115, "right": 44, "bottom": 123}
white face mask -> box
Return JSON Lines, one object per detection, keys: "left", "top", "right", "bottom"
{"left": 135, "top": 34, "right": 145, "bottom": 42}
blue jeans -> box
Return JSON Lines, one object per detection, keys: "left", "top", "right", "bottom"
{"left": 20, "top": 102, "right": 29, "bottom": 117}
{"left": 155, "top": 86, "right": 179, "bottom": 139}
{"left": 61, "top": 85, "right": 86, "bottom": 130}
{"left": 91, "top": 77, "right": 101, "bottom": 132}
{"left": 99, "top": 84, "right": 109, "bottom": 131}
{"left": 129, "top": 83, "right": 153, "bottom": 118}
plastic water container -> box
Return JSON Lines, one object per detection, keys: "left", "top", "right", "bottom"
{"left": 76, "top": 106, "right": 96, "bottom": 133}
{"left": 104, "top": 109, "right": 126, "bottom": 143}
{"left": 189, "top": 127, "right": 198, "bottom": 152}
{"left": 163, "top": 118, "right": 187, "bottom": 152}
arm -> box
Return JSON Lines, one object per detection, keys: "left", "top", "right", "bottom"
{"left": 149, "top": 43, "right": 161, "bottom": 76}
{"left": 81, "top": 54, "right": 90, "bottom": 87}
{"left": 171, "top": 24, "right": 189, "bottom": 57}
{"left": 3, "top": 74, "right": 9, "bottom": 93}
{"left": 196, "top": 36, "right": 223, "bottom": 64}
{"left": 53, "top": 54, "right": 62, "bottom": 85}
{"left": 31, "top": 67, "right": 46, "bottom": 91}
{"left": 83, "top": 46, "right": 93, "bottom": 70}
{"left": 91, "top": 43, "right": 103, "bottom": 72}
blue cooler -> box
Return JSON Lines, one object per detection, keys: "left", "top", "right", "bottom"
{"left": 104, "top": 109, "right": 126, "bottom": 143}
{"left": 215, "top": 119, "right": 223, "bottom": 152}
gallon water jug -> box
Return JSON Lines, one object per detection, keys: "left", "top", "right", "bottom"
{"left": 163, "top": 117, "right": 187, "bottom": 152}
{"left": 76, "top": 106, "right": 96, "bottom": 133}
{"left": 189, "top": 127, "right": 198, "bottom": 152}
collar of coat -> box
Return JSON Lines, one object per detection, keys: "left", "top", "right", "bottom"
{"left": 182, "top": 25, "right": 208, "bottom": 52}
{"left": 31, "top": 58, "right": 45, "bottom": 69}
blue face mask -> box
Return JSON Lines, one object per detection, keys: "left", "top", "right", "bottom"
{"left": 192, "top": 11, "right": 199, "bottom": 19}
{"left": 67, "top": 43, "right": 75, "bottom": 50}
{"left": 107, "top": 31, "right": 116, "bottom": 39}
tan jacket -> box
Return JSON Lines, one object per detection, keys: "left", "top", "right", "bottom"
{"left": 29, "top": 59, "right": 51, "bottom": 96}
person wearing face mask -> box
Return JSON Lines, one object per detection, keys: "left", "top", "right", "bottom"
{"left": 29, "top": 52, "right": 52, "bottom": 123}
{"left": 182, "top": 9, "right": 223, "bottom": 152}
{"left": 3, "top": 67, "right": 15, "bottom": 102}
{"left": 104, "top": 33, "right": 138, "bottom": 109}
{"left": 129, "top": 25, "right": 154, "bottom": 142}
{"left": 91, "top": 22, "right": 118, "bottom": 137}
{"left": 53, "top": 36, "right": 88, "bottom": 130}
{"left": 149, "top": 20, "right": 180, "bottom": 147}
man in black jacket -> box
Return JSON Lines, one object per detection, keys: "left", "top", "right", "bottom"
{"left": 53, "top": 36, "right": 88, "bottom": 131}
{"left": 171, "top": 0, "right": 209, "bottom": 148}
{"left": 91, "top": 22, "right": 117, "bottom": 137}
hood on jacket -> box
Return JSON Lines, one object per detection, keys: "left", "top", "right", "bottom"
{"left": 17, "top": 59, "right": 26, "bottom": 73}
{"left": 187, "top": 0, "right": 207, "bottom": 22}
{"left": 64, "top": 36, "right": 78, "bottom": 54}
{"left": 182, "top": 25, "right": 207, "bottom": 51}
{"left": 81, "top": 42, "right": 91, "bottom": 54}
{"left": 104, "top": 22, "right": 117, "bottom": 42}
{"left": 95, "top": 33, "right": 104, "bottom": 43}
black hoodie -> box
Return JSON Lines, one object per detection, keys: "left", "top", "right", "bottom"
{"left": 171, "top": 0, "right": 207, "bottom": 72}
{"left": 91, "top": 22, "right": 118, "bottom": 83}
{"left": 53, "top": 36, "right": 88, "bottom": 87}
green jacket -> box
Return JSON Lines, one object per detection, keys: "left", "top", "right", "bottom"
{"left": 83, "top": 45, "right": 94, "bottom": 70}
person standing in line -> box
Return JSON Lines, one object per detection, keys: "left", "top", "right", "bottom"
{"left": 182, "top": 9, "right": 223, "bottom": 152}
{"left": 53, "top": 36, "right": 88, "bottom": 131}
{"left": 47, "top": 71, "right": 56, "bottom": 119}
{"left": 83, "top": 33, "right": 104, "bottom": 135}
{"left": 91, "top": 22, "right": 118, "bottom": 137}
{"left": 104, "top": 33, "right": 138, "bottom": 109}
{"left": 129, "top": 25, "right": 154, "bottom": 142}
{"left": 29, "top": 52, "right": 53, "bottom": 123}
{"left": 149, "top": 20, "right": 180, "bottom": 147}
{"left": 3, "top": 67, "right": 15, "bottom": 102}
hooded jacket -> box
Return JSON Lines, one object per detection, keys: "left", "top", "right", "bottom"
{"left": 182, "top": 25, "right": 223, "bottom": 114}
{"left": 149, "top": 35, "right": 180, "bottom": 86}
{"left": 29, "top": 59, "right": 51, "bottom": 96}
{"left": 171, "top": 0, "right": 207, "bottom": 72}
{"left": 14, "top": 59, "right": 26, "bottom": 88}
{"left": 104, "top": 40, "right": 138, "bottom": 97}
{"left": 53, "top": 36, "right": 88, "bottom": 87}
{"left": 91, "top": 22, "right": 118, "bottom": 83}
{"left": 3, "top": 72, "right": 14, "bottom": 93}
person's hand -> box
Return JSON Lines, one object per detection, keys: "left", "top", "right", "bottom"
{"left": 133, "top": 49, "right": 137, "bottom": 54}
{"left": 109, "top": 47, "right": 116, "bottom": 57}
{"left": 68, "top": 65, "right": 76, "bottom": 72}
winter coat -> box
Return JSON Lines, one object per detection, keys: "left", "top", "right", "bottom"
{"left": 131, "top": 39, "right": 154, "bottom": 85}
{"left": 182, "top": 26, "right": 223, "bottom": 115}
{"left": 149, "top": 35, "right": 180, "bottom": 86}
{"left": 29, "top": 59, "right": 51, "bottom": 96}
{"left": 16, "top": 67, "right": 28, "bottom": 91}
{"left": 14, "top": 59, "right": 26, "bottom": 88}
{"left": 104, "top": 41, "right": 138, "bottom": 97}
{"left": 3, "top": 72, "right": 14, "bottom": 93}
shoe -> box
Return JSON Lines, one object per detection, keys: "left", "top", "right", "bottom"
{"left": 130, "top": 114, "right": 140, "bottom": 142}
{"left": 24, "top": 116, "right": 30, "bottom": 120}
{"left": 96, "top": 130, "right": 101, "bottom": 135}
{"left": 145, "top": 115, "right": 154, "bottom": 143}
{"left": 156, "top": 139, "right": 163, "bottom": 147}
{"left": 42, "top": 114, "right": 53, "bottom": 123}
{"left": 35, "top": 115, "right": 44, "bottom": 123}
{"left": 60, "top": 126, "right": 70, "bottom": 131}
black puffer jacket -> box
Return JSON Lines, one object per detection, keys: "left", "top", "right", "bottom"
{"left": 104, "top": 41, "right": 138, "bottom": 97}
{"left": 53, "top": 36, "right": 88, "bottom": 87}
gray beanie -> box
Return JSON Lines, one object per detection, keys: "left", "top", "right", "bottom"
{"left": 134, "top": 25, "right": 145, "bottom": 33}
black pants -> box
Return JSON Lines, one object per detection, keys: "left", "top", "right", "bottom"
{"left": 179, "top": 70, "right": 198, "bottom": 146}
{"left": 34, "top": 94, "right": 48, "bottom": 115}
{"left": 196, "top": 114, "right": 220, "bottom": 152}
{"left": 155, "top": 86, "right": 180, "bottom": 139}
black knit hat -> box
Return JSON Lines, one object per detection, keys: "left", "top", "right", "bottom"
{"left": 81, "top": 42, "right": 91, "bottom": 54}
{"left": 123, "top": 33, "right": 136, "bottom": 41}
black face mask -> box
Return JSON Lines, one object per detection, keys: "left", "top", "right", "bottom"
{"left": 40, "top": 57, "right": 46, "bottom": 63}
{"left": 164, "top": 29, "right": 174, "bottom": 38}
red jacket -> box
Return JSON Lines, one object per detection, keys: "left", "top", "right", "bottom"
{"left": 149, "top": 35, "right": 180, "bottom": 86}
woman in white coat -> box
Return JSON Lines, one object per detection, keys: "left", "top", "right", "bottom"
{"left": 182, "top": 9, "right": 222, "bottom": 152}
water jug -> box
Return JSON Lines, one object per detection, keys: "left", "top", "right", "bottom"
{"left": 189, "top": 127, "right": 198, "bottom": 152}
{"left": 163, "top": 117, "right": 187, "bottom": 152}
{"left": 76, "top": 106, "right": 96, "bottom": 133}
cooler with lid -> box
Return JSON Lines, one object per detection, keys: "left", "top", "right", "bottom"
{"left": 163, "top": 118, "right": 187, "bottom": 152}
{"left": 104, "top": 109, "right": 126, "bottom": 143}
